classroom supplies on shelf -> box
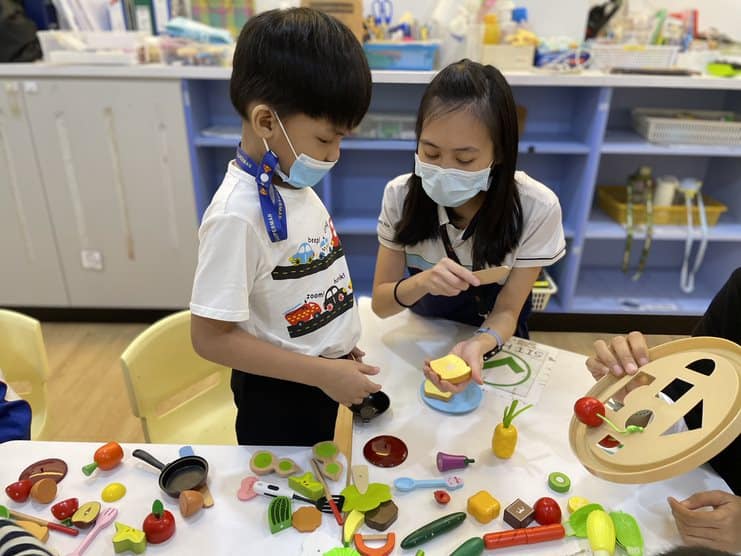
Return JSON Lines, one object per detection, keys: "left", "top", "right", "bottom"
{"left": 531, "top": 270, "right": 557, "bottom": 312}
{"left": 588, "top": 43, "right": 679, "bottom": 71}
{"left": 677, "top": 178, "right": 708, "bottom": 294}
{"left": 622, "top": 166, "right": 654, "bottom": 281}
{"left": 189, "top": 0, "right": 253, "bottom": 39}
{"left": 363, "top": 41, "right": 440, "bottom": 70}
{"left": 37, "top": 31, "right": 147, "bottom": 64}
{"left": 632, "top": 108, "right": 741, "bottom": 146}
{"left": 597, "top": 186, "right": 727, "bottom": 227}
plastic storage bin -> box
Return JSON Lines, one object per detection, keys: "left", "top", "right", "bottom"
{"left": 352, "top": 113, "right": 417, "bottom": 140}
{"left": 597, "top": 186, "right": 728, "bottom": 226}
{"left": 531, "top": 270, "right": 558, "bottom": 312}
{"left": 364, "top": 41, "right": 440, "bottom": 70}
{"left": 38, "top": 31, "right": 147, "bottom": 65}
{"left": 632, "top": 108, "right": 741, "bottom": 146}
{"left": 589, "top": 43, "right": 679, "bottom": 70}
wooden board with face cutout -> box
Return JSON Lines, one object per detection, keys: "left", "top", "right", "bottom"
{"left": 569, "top": 337, "right": 741, "bottom": 484}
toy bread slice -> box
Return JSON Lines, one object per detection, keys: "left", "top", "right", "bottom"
{"left": 430, "top": 354, "right": 472, "bottom": 384}
{"left": 424, "top": 379, "right": 453, "bottom": 402}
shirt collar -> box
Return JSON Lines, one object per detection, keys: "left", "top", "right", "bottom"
{"left": 437, "top": 204, "right": 480, "bottom": 241}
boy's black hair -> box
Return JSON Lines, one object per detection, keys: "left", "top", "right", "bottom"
{"left": 395, "top": 59, "right": 523, "bottom": 270}
{"left": 657, "top": 547, "right": 735, "bottom": 556}
{"left": 230, "top": 8, "right": 371, "bottom": 130}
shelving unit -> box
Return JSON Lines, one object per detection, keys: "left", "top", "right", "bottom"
{"left": 1, "top": 64, "right": 739, "bottom": 316}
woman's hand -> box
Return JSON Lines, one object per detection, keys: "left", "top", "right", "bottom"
{"left": 423, "top": 337, "right": 487, "bottom": 394}
{"left": 420, "top": 257, "right": 480, "bottom": 297}
{"left": 668, "top": 491, "right": 741, "bottom": 553}
{"left": 586, "top": 331, "right": 651, "bottom": 380}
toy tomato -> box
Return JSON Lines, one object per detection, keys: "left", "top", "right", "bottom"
{"left": 51, "top": 498, "right": 79, "bottom": 521}
{"left": 82, "top": 441, "right": 124, "bottom": 476}
{"left": 534, "top": 497, "right": 562, "bottom": 525}
{"left": 143, "top": 500, "right": 175, "bottom": 544}
{"left": 5, "top": 479, "right": 33, "bottom": 503}
{"left": 574, "top": 397, "right": 606, "bottom": 427}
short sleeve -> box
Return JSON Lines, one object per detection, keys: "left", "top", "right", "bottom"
{"left": 376, "top": 176, "right": 408, "bottom": 251}
{"left": 514, "top": 197, "right": 566, "bottom": 268}
{"left": 190, "top": 214, "right": 259, "bottom": 322}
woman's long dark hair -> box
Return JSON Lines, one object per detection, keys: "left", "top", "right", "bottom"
{"left": 395, "top": 59, "right": 523, "bottom": 269}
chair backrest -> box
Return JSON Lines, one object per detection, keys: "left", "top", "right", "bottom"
{"left": 0, "top": 309, "right": 49, "bottom": 439}
{"left": 120, "top": 310, "right": 235, "bottom": 444}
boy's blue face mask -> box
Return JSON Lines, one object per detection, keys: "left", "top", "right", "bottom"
{"left": 264, "top": 112, "right": 337, "bottom": 189}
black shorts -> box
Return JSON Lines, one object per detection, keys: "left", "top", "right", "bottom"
{"left": 231, "top": 369, "right": 339, "bottom": 447}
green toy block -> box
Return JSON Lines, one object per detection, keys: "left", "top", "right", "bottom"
{"left": 289, "top": 472, "right": 324, "bottom": 501}
{"left": 268, "top": 496, "right": 292, "bottom": 534}
{"left": 113, "top": 522, "right": 147, "bottom": 554}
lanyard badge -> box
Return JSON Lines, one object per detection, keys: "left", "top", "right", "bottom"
{"left": 235, "top": 144, "right": 287, "bottom": 242}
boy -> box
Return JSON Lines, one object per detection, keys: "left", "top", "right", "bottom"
{"left": 190, "top": 8, "right": 380, "bottom": 446}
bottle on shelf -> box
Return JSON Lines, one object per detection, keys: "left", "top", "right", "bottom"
{"left": 483, "top": 13, "right": 501, "bottom": 44}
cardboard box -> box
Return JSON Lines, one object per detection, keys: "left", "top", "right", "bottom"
{"left": 301, "top": 1, "right": 363, "bottom": 43}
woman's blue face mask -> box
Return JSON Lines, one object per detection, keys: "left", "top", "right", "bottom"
{"left": 415, "top": 153, "right": 493, "bottom": 207}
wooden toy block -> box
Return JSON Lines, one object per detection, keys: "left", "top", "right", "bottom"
{"left": 292, "top": 506, "right": 322, "bottom": 533}
{"left": 343, "top": 510, "right": 365, "bottom": 545}
{"left": 179, "top": 490, "right": 204, "bottom": 518}
{"left": 289, "top": 472, "right": 324, "bottom": 501}
{"left": 113, "top": 522, "right": 147, "bottom": 554}
{"left": 16, "top": 521, "right": 49, "bottom": 543}
{"left": 423, "top": 379, "right": 453, "bottom": 402}
{"left": 313, "top": 440, "right": 344, "bottom": 481}
{"left": 503, "top": 498, "right": 535, "bottom": 529}
{"left": 30, "top": 478, "right": 57, "bottom": 504}
{"left": 467, "top": 490, "right": 500, "bottom": 524}
{"left": 268, "top": 496, "right": 292, "bottom": 534}
{"left": 351, "top": 465, "right": 369, "bottom": 494}
{"left": 72, "top": 501, "right": 101, "bottom": 529}
{"left": 249, "top": 450, "right": 276, "bottom": 475}
{"left": 429, "top": 354, "right": 471, "bottom": 384}
{"left": 274, "top": 458, "right": 302, "bottom": 478}
{"left": 365, "top": 500, "right": 398, "bottom": 531}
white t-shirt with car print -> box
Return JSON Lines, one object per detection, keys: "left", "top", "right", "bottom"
{"left": 190, "top": 162, "right": 360, "bottom": 358}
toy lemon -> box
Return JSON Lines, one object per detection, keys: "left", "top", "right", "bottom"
{"left": 429, "top": 354, "right": 471, "bottom": 385}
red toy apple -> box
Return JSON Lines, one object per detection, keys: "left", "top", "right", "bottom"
{"left": 5, "top": 480, "right": 33, "bottom": 503}
{"left": 51, "top": 498, "right": 79, "bottom": 521}
{"left": 143, "top": 500, "right": 175, "bottom": 544}
{"left": 574, "top": 397, "right": 606, "bottom": 427}
{"left": 533, "top": 497, "right": 562, "bottom": 525}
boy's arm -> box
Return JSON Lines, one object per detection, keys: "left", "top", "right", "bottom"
{"left": 190, "top": 315, "right": 381, "bottom": 405}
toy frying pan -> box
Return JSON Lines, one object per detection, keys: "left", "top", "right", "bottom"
{"left": 132, "top": 449, "right": 208, "bottom": 498}
{"left": 569, "top": 337, "right": 741, "bottom": 484}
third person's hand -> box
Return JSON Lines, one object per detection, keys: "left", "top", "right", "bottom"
{"left": 586, "top": 331, "right": 650, "bottom": 380}
{"left": 321, "top": 358, "right": 381, "bottom": 407}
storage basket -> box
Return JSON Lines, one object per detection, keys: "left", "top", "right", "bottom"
{"left": 363, "top": 41, "right": 440, "bottom": 70}
{"left": 597, "top": 186, "right": 728, "bottom": 226}
{"left": 589, "top": 44, "right": 679, "bottom": 70}
{"left": 632, "top": 108, "right": 741, "bottom": 145}
{"left": 531, "top": 270, "right": 558, "bottom": 312}
{"left": 38, "top": 31, "right": 146, "bottom": 65}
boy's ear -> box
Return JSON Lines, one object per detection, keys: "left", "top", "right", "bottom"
{"left": 250, "top": 104, "right": 275, "bottom": 139}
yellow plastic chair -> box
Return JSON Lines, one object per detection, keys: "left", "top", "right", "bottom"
{"left": 0, "top": 309, "right": 50, "bottom": 439}
{"left": 120, "top": 311, "right": 237, "bottom": 444}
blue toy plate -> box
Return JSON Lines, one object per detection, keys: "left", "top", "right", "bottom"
{"left": 420, "top": 380, "right": 483, "bottom": 415}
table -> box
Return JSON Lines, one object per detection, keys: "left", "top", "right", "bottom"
{"left": 351, "top": 299, "right": 731, "bottom": 555}
{"left": 0, "top": 441, "right": 348, "bottom": 555}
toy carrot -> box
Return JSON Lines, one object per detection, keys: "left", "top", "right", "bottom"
{"left": 492, "top": 400, "right": 532, "bottom": 459}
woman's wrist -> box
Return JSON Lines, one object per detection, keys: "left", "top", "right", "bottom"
{"left": 471, "top": 332, "right": 498, "bottom": 357}
{"left": 394, "top": 273, "right": 427, "bottom": 307}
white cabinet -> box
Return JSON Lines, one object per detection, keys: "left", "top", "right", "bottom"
{"left": 0, "top": 81, "right": 68, "bottom": 306}
{"left": 22, "top": 78, "right": 198, "bottom": 308}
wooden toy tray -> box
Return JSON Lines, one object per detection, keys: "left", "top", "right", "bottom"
{"left": 569, "top": 337, "right": 740, "bottom": 484}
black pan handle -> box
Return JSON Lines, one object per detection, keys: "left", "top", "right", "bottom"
{"left": 132, "top": 449, "right": 167, "bottom": 471}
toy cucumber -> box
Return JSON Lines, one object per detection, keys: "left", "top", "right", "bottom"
{"left": 564, "top": 503, "right": 604, "bottom": 537}
{"left": 610, "top": 511, "right": 643, "bottom": 556}
{"left": 450, "top": 536, "right": 485, "bottom": 556}
{"left": 587, "top": 510, "right": 616, "bottom": 556}
{"left": 400, "top": 512, "right": 467, "bottom": 549}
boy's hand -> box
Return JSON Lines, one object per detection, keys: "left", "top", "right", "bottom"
{"left": 586, "top": 331, "right": 650, "bottom": 380}
{"left": 422, "top": 339, "right": 485, "bottom": 394}
{"left": 350, "top": 346, "right": 366, "bottom": 362}
{"left": 422, "top": 258, "right": 481, "bottom": 297}
{"left": 321, "top": 359, "right": 381, "bottom": 406}
{"left": 668, "top": 491, "right": 741, "bottom": 552}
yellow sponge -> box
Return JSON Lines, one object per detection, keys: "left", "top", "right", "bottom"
{"left": 424, "top": 379, "right": 453, "bottom": 402}
{"left": 430, "top": 354, "right": 472, "bottom": 384}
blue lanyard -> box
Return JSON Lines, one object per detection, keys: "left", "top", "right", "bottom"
{"left": 235, "top": 144, "right": 287, "bottom": 242}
